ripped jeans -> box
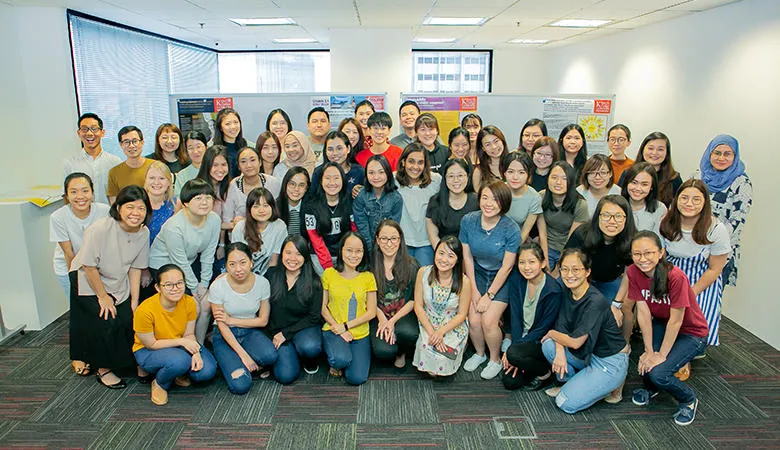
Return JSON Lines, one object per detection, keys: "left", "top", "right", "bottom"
{"left": 212, "top": 326, "right": 278, "bottom": 395}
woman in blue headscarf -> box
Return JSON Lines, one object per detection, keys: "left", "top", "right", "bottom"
{"left": 694, "top": 134, "right": 752, "bottom": 286}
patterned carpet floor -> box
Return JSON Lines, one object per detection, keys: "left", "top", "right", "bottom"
{"left": 0, "top": 314, "right": 778, "bottom": 449}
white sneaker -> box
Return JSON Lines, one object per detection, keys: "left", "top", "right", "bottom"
{"left": 501, "top": 338, "right": 512, "bottom": 353}
{"left": 462, "top": 353, "right": 487, "bottom": 372}
{"left": 480, "top": 361, "right": 502, "bottom": 379}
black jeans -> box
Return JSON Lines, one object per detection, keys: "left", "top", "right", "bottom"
{"left": 369, "top": 314, "right": 419, "bottom": 360}
{"left": 502, "top": 341, "right": 549, "bottom": 390}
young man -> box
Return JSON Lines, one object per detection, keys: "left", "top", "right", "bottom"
{"left": 389, "top": 100, "right": 420, "bottom": 148}
{"left": 107, "top": 126, "right": 154, "bottom": 204}
{"left": 64, "top": 113, "right": 122, "bottom": 204}
{"left": 354, "top": 99, "right": 375, "bottom": 149}
{"left": 307, "top": 107, "right": 330, "bottom": 164}
{"left": 355, "top": 112, "right": 402, "bottom": 171}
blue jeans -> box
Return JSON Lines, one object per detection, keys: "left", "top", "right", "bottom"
{"left": 212, "top": 326, "right": 278, "bottom": 395}
{"left": 548, "top": 248, "right": 561, "bottom": 270}
{"left": 542, "top": 339, "right": 628, "bottom": 414}
{"left": 322, "top": 330, "right": 371, "bottom": 385}
{"left": 407, "top": 245, "right": 434, "bottom": 267}
{"left": 643, "top": 320, "right": 708, "bottom": 404}
{"left": 592, "top": 277, "right": 623, "bottom": 302}
{"left": 134, "top": 347, "right": 217, "bottom": 390}
{"left": 274, "top": 326, "right": 323, "bottom": 385}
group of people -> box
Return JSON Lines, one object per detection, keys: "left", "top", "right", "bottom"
{"left": 55, "top": 102, "right": 751, "bottom": 425}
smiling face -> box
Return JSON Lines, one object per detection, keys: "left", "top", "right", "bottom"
{"left": 66, "top": 176, "right": 93, "bottom": 215}
{"left": 480, "top": 187, "right": 500, "bottom": 218}
{"left": 341, "top": 122, "right": 360, "bottom": 148}
{"left": 209, "top": 155, "right": 229, "bottom": 182}
{"left": 285, "top": 173, "right": 308, "bottom": 204}
{"left": 341, "top": 235, "right": 365, "bottom": 270}
{"left": 158, "top": 130, "right": 180, "bottom": 156}
{"left": 532, "top": 146, "right": 554, "bottom": 170}
{"left": 434, "top": 242, "right": 458, "bottom": 273}
{"left": 449, "top": 134, "right": 470, "bottom": 159}
{"left": 120, "top": 130, "right": 144, "bottom": 159}
{"left": 325, "top": 137, "right": 349, "bottom": 166}
{"left": 376, "top": 225, "right": 401, "bottom": 259}
{"left": 548, "top": 165, "right": 568, "bottom": 195}
{"left": 238, "top": 148, "right": 260, "bottom": 177}
{"left": 220, "top": 113, "right": 241, "bottom": 142}
{"left": 608, "top": 128, "right": 630, "bottom": 158}
{"left": 598, "top": 202, "right": 627, "bottom": 238}
{"left": 226, "top": 249, "right": 252, "bottom": 281}
{"left": 184, "top": 193, "right": 214, "bottom": 217}
{"left": 369, "top": 124, "right": 390, "bottom": 146}
{"left": 562, "top": 129, "right": 583, "bottom": 155}
{"left": 250, "top": 196, "right": 273, "bottom": 223}
{"left": 260, "top": 138, "right": 279, "bottom": 165}
{"left": 77, "top": 117, "right": 104, "bottom": 152}
{"left": 321, "top": 166, "right": 343, "bottom": 197}
{"left": 627, "top": 171, "right": 653, "bottom": 202}
{"left": 283, "top": 135, "right": 305, "bottom": 162}
{"left": 481, "top": 134, "right": 504, "bottom": 159}
{"left": 445, "top": 164, "right": 468, "bottom": 195}
{"left": 403, "top": 151, "right": 425, "bottom": 181}
{"left": 307, "top": 111, "right": 330, "bottom": 140}
{"left": 185, "top": 139, "right": 206, "bottom": 167}
{"left": 144, "top": 166, "right": 171, "bottom": 198}
{"left": 366, "top": 160, "right": 388, "bottom": 190}
{"left": 676, "top": 187, "right": 705, "bottom": 219}
{"left": 417, "top": 125, "right": 438, "bottom": 148}
{"left": 559, "top": 253, "right": 590, "bottom": 291}
{"left": 710, "top": 144, "right": 735, "bottom": 171}
{"left": 119, "top": 199, "right": 147, "bottom": 230}
{"left": 521, "top": 125, "right": 543, "bottom": 153}
{"left": 463, "top": 119, "right": 481, "bottom": 142}
{"left": 157, "top": 268, "right": 186, "bottom": 303}
{"left": 504, "top": 160, "right": 529, "bottom": 190}
{"left": 631, "top": 237, "right": 664, "bottom": 277}
{"left": 355, "top": 105, "right": 374, "bottom": 130}
{"left": 517, "top": 249, "right": 543, "bottom": 281}
{"left": 586, "top": 162, "right": 611, "bottom": 190}
{"left": 269, "top": 112, "right": 289, "bottom": 140}
{"left": 400, "top": 104, "right": 420, "bottom": 130}
{"left": 281, "top": 241, "right": 305, "bottom": 273}
{"left": 642, "top": 139, "right": 667, "bottom": 168}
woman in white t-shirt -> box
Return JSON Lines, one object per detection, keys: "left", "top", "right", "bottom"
{"left": 396, "top": 142, "right": 441, "bottom": 266}
{"left": 231, "top": 187, "right": 288, "bottom": 276}
{"left": 620, "top": 162, "right": 668, "bottom": 235}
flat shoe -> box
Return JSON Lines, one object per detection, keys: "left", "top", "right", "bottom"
{"left": 72, "top": 361, "right": 91, "bottom": 376}
{"left": 174, "top": 376, "right": 191, "bottom": 387}
{"left": 138, "top": 374, "right": 155, "bottom": 384}
{"left": 96, "top": 371, "right": 127, "bottom": 390}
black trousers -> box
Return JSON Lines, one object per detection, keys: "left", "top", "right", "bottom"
{"left": 501, "top": 341, "right": 549, "bottom": 390}
{"left": 369, "top": 314, "right": 419, "bottom": 360}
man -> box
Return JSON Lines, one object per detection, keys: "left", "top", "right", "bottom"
{"left": 355, "top": 112, "right": 402, "bottom": 171}
{"left": 107, "top": 125, "right": 154, "bottom": 204}
{"left": 64, "top": 113, "right": 122, "bottom": 204}
{"left": 307, "top": 107, "right": 331, "bottom": 164}
{"left": 389, "top": 100, "right": 420, "bottom": 148}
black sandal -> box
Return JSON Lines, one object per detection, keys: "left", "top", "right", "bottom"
{"left": 96, "top": 370, "right": 127, "bottom": 390}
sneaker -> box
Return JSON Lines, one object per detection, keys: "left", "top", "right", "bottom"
{"left": 462, "top": 353, "right": 487, "bottom": 372}
{"left": 693, "top": 353, "right": 707, "bottom": 360}
{"left": 674, "top": 363, "right": 691, "bottom": 381}
{"left": 501, "top": 338, "right": 512, "bottom": 353}
{"left": 393, "top": 353, "right": 406, "bottom": 369}
{"left": 480, "top": 361, "right": 502, "bottom": 379}
{"left": 151, "top": 380, "right": 168, "bottom": 406}
{"left": 632, "top": 388, "right": 659, "bottom": 406}
{"left": 304, "top": 362, "right": 320, "bottom": 375}
{"left": 545, "top": 385, "right": 562, "bottom": 397}
{"left": 674, "top": 399, "right": 699, "bottom": 426}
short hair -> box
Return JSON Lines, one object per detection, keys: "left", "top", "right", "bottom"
{"left": 363, "top": 154, "right": 398, "bottom": 193}
{"left": 117, "top": 125, "right": 143, "bottom": 143}
{"left": 414, "top": 113, "right": 439, "bottom": 133}
{"left": 78, "top": 112, "right": 103, "bottom": 130}
{"left": 580, "top": 154, "right": 614, "bottom": 189}
{"left": 334, "top": 231, "right": 370, "bottom": 272}
{"left": 266, "top": 108, "right": 293, "bottom": 132}
{"left": 399, "top": 100, "right": 420, "bottom": 114}
{"left": 355, "top": 99, "right": 375, "bottom": 114}
{"left": 558, "top": 247, "right": 591, "bottom": 271}
{"left": 478, "top": 180, "right": 512, "bottom": 216}
{"left": 367, "top": 111, "right": 392, "bottom": 129}
{"left": 109, "top": 185, "right": 152, "bottom": 226}
{"left": 180, "top": 178, "right": 216, "bottom": 204}
{"left": 500, "top": 151, "right": 534, "bottom": 185}
{"left": 608, "top": 123, "right": 632, "bottom": 141}
{"left": 308, "top": 106, "right": 330, "bottom": 122}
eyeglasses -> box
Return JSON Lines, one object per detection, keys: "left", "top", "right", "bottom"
{"left": 588, "top": 170, "right": 611, "bottom": 178}
{"left": 160, "top": 281, "right": 185, "bottom": 290}
{"left": 679, "top": 195, "right": 704, "bottom": 205}
{"left": 446, "top": 173, "right": 467, "bottom": 181}
{"left": 121, "top": 139, "right": 142, "bottom": 147}
{"left": 79, "top": 126, "right": 101, "bottom": 134}
{"left": 608, "top": 137, "right": 627, "bottom": 144}
{"left": 599, "top": 212, "right": 627, "bottom": 223}
{"left": 631, "top": 250, "right": 658, "bottom": 260}
{"left": 522, "top": 133, "right": 542, "bottom": 140}
{"left": 378, "top": 236, "right": 400, "bottom": 244}
{"left": 560, "top": 267, "right": 585, "bottom": 275}
{"left": 712, "top": 150, "right": 734, "bottom": 158}
{"left": 534, "top": 153, "right": 553, "bottom": 160}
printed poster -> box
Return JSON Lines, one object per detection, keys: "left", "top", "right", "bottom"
{"left": 402, "top": 95, "right": 479, "bottom": 141}
{"left": 313, "top": 95, "right": 386, "bottom": 128}
{"left": 177, "top": 97, "right": 234, "bottom": 142}
{"left": 542, "top": 98, "right": 613, "bottom": 155}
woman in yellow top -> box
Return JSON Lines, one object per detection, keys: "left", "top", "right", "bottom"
{"left": 321, "top": 231, "right": 377, "bottom": 385}
{"left": 133, "top": 264, "right": 217, "bottom": 405}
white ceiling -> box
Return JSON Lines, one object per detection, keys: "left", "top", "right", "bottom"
{"left": 6, "top": 0, "right": 742, "bottom": 50}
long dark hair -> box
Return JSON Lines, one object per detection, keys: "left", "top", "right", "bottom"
{"left": 580, "top": 195, "right": 636, "bottom": 261}
{"left": 558, "top": 124, "right": 588, "bottom": 171}
{"left": 519, "top": 118, "right": 548, "bottom": 151}
{"left": 435, "top": 158, "right": 471, "bottom": 208}
{"left": 371, "top": 220, "right": 418, "bottom": 302}
{"left": 396, "top": 142, "right": 433, "bottom": 188}
{"left": 307, "top": 162, "right": 350, "bottom": 236}
{"left": 636, "top": 132, "right": 679, "bottom": 205}
{"left": 153, "top": 123, "right": 188, "bottom": 165}
{"left": 243, "top": 188, "right": 280, "bottom": 254}
{"left": 632, "top": 230, "right": 673, "bottom": 299}
{"left": 196, "top": 145, "right": 229, "bottom": 201}
{"left": 660, "top": 179, "right": 713, "bottom": 245}
{"left": 323, "top": 130, "right": 355, "bottom": 165}
{"left": 213, "top": 108, "right": 247, "bottom": 148}
{"left": 429, "top": 236, "right": 464, "bottom": 295}
{"left": 334, "top": 231, "right": 370, "bottom": 272}
{"left": 277, "top": 166, "right": 310, "bottom": 226}
{"left": 268, "top": 235, "right": 322, "bottom": 307}
{"left": 620, "top": 162, "right": 661, "bottom": 214}
{"left": 338, "top": 117, "right": 365, "bottom": 155}
{"left": 363, "top": 154, "right": 397, "bottom": 193}
{"left": 475, "top": 125, "right": 508, "bottom": 186}
{"left": 265, "top": 108, "right": 292, "bottom": 133}
{"left": 541, "top": 161, "right": 580, "bottom": 214}
{"left": 255, "top": 131, "right": 282, "bottom": 174}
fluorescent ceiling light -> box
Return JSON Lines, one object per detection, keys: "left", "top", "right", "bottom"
{"left": 414, "top": 38, "right": 457, "bottom": 43}
{"left": 423, "top": 17, "right": 487, "bottom": 26}
{"left": 272, "top": 38, "right": 318, "bottom": 44}
{"left": 508, "top": 39, "right": 549, "bottom": 44}
{"left": 549, "top": 19, "right": 611, "bottom": 28}
{"left": 229, "top": 17, "right": 296, "bottom": 26}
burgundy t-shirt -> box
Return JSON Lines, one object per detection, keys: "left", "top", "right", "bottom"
{"left": 627, "top": 264, "right": 709, "bottom": 338}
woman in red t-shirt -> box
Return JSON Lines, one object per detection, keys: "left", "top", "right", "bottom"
{"left": 626, "top": 230, "right": 708, "bottom": 426}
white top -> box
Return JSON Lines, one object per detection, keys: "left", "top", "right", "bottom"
{"left": 63, "top": 150, "right": 123, "bottom": 205}
{"left": 231, "top": 219, "right": 288, "bottom": 276}
{"left": 662, "top": 220, "right": 731, "bottom": 259}
{"left": 398, "top": 172, "right": 441, "bottom": 247}
{"left": 632, "top": 202, "right": 668, "bottom": 235}
{"left": 50, "top": 203, "right": 110, "bottom": 276}
{"left": 273, "top": 164, "right": 289, "bottom": 180}
{"left": 576, "top": 184, "right": 622, "bottom": 219}
{"left": 223, "top": 175, "right": 282, "bottom": 223}
{"left": 208, "top": 274, "right": 270, "bottom": 319}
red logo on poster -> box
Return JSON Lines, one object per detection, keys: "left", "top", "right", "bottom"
{"left": 214, "top": 97, "right": 234, "bottom": 112}
{"left": 460, "top": 96, "right": 478, "bottom": 111}
{"left": 594, "top": 99, "right": 612, "bottom": 114}
{"left": 367, "top": 96, "right": 385, "bottom": 111}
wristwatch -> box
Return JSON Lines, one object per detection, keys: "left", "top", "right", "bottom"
{"left": 487, "top": 291, "right": 495, "bottom": 300}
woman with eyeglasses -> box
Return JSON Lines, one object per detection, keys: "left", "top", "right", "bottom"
{"left": 576, "top": 155, "right": 622, "bottom": 219}
{"left": 277, "top": 167, "right": 310, "bottom": 236}
{"left": 518, "top": 119, "right": 548, "bottom": 157}
{"left": 426, "top": 158, "right": 479, "bottom": 250}
{"left": 607, "top": 124, "right": 633, "bottom": 184}
{"left": 529, "top": 137, "right": 561, "bottom": 193}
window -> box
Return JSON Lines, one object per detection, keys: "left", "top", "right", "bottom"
{"left": 411, "top": 50, "right": 491, "bottom": 93}
{"left": 217, "top": 52, "right": 330, "bottom": 93}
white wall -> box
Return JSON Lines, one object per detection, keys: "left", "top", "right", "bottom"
{"left": 491, "top": 48, "right": 547, "bottom": 94}
{"left": 543, "top": 0, "right": 780, "bottom": 348}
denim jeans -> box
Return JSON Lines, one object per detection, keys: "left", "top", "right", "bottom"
{"left": 134, "top": 346, "right": 217, "bottom": 390}
{"left": 212, "top": 326, "right": 278, "bottom": 394}
{"left": 273, "top": 326, "right": 323, "bottom": 385}
{"left": 322, "top": 330, "right": 371, "bottom": 385}
{"left": 542, "top": 338, "right": 628, "bottom": 414}
{"left": 407, "top": 245, "right": 434, "bottom": 267}
{"left": 643, "top": 319, "right": 708, "bottom": 404}
{"left": 548, "top": 248, "right": 562, "bottom": 270}
{"left": 592, "top": 277, "right": 623, "bottom": 302}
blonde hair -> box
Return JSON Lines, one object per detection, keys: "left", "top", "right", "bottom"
{"left": 144, "top": 160, "right": 174, "bottom": 201}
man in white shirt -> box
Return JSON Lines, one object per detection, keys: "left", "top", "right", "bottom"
{"left": 63, "top": 113, "right": 121, "bottom": 204}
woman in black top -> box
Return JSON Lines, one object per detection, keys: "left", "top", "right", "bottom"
{"left": 265, "top": 235, "right": 324, "bottom": 383}
{"left": 426, "top": 158, "right": 479, "bottom": 250}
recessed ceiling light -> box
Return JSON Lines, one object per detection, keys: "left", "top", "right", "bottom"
{"left": 229, "top": 17, "right": 296, "bottom": 26}
{"left": 413, "top": 38, "right": 457, "bottom": 43}
{"left": 549, "top": 19, "right": 611, "bottom": 28}
{"left": 508, "top": 39, "right": 549, "bottom": 44}
{"left": 272, "top": 38, "right": 319, "bottom": 44}
{"left": 423, "top": 17, "right": 487, "bottom": 26}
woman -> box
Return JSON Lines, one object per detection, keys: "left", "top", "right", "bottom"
{"left": 353, "top": 154, "right": 402, "bottom": 247}
{"left": 223, "top": 147, "right": 281, "bottom": 229}
{"left": 274, "top": 130, "right": 317, "bottom": 180}
{"left": 501, "top": 152, "right": 541, "bottom": 244}
{"left": 558, "top": 124, "right": 588, "bottom": 183}
{"left": 311, "top": 130, "right": 365, "bottom": 195}
{"left": 133, "top": 264, "right": 217, "bottom": 405}
{"left": 338, "top": 117, "right": 365, "bottom": 163}
{"left": 694, "top": 134, "right": 752, "bottom": 287}
{"left": 631, "top": 132, "right": 682, "bottom": 206}
{"left": 174, "top": 131, "right": 208, "bottom": 197}
{"left": 196, "top": 145, "right": 231, "bottom": 271}
{"left": 414, "top": 113, "right": 450, "bottom": 173}
{"left": 460, "top": 181, "right": 521, "bottom": 379}
{"left": 538, "top": 162, "right": 589, "bottom": 270}
{"left": 265, "top": 236, "right": 324, "bottom": 383}
{"left": 447, "top": 126, "right": 475, "bottom": 171}
{"left": 518, "top": 118, "right": 548, "bottom": 156}
{"left": 256, "top": 131, "right": 282, "bottom": 176}
{"left": 321, "top": 232, "right": 377, "bottom": 385}
{"left": 627, "top": 231, "right": 709, "bottom": 426}
{"left": 608, "top": 124, "right": 634, "bottom": 184}
{"left": 144, "top": 161, "right": 177, "bottom": 244}
{"left": 426, "top": 158, "right": 478, "bottom": 250}
{"left": 231, "top": 188, "right": 288, "bottom": 276}
{"left": 576, "top": 154, "right": 622, "bottom": 218}
{"left": 149, "top": 123, "right": 189, "bottom": 175}
{"left": 370, "top": 220, "right": 420, "bottom": 368}
{"left": 660, "top": 179, "right": 730, "bottom": 347}
{"left": 542, "top": 248, "right": 628, "bottom": 414}
{"left": 69, "top": 185, "right": 151, "bottom": 389}
{"left": 473, "top": 126, "right": 508, "bottom": 192}
{"left": 212, "top": 108, "right": 252, "bottom": 179}
{"left": 530, "top": 137, "right": 560, "bottom": 193}
{"left": 278, "top": 167, "right": 310, "bottom": 236}
{"left": 501, "top": 242, "right": 562, "bottom": 391}
{"left": 621, "top": 162, "right": 667, "bottom": 235}
{"left": 413, "top": 236, "right": 471, "bottom": 377}
{"left": 210, "top": 242, "right": 276, "bottom": 395}
{"left": 397, "top": 142, "right": 442, "bottom": 266}
{"left": 266, "top": 108, "right": 292, "bottom": 142}
{"left": 460, "top": 113, "right": 482, "bottom": 165}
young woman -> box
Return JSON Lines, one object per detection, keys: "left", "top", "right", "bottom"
{"left": 302, "top": 162, "right": 356, "bottom": 270}
{"left": 209, "top": 242, "right": 276, "bottom": 395}
{"left": 370, "top": 220, "right": 420, "bottom": 368}
{"left": 631, "top": 132, "right": 682, "bottom": 206}
{"left": 627, "top": 231, "right": 709, "bottom": 426}
{"left": 150, "top": 123, "right": 189, "bottom": 175}
{"left": 397, "top": 142, "right": 442, "bottom": 266}
{"left": 659, "top": 179, "right": 730, "bottom": 347}
{"left": 621, "top": 162, "right": 668, "bottom": 235}
{"left": 278, "top": 167, "right": 310, "bottom": 236}
{"left": 338, "top": 117, "right": 365, "bottom": 162}
{"left": 133, "top": 264, "right": 217, "bottom": 405}
{"left": 265, "top": 235, "right": 324, "bottom": 383}
{"left": 256, "top": 131, "right": 282, "bottom": 176}
{"left": 266, "top": 108, "right": 292, "bottom": 142}
{"left": 174, "top": 131, "right": 208, "bottom": 197}
{"left": 69, "top": 185, "right": 151, "bottom": 389}
{"left": 519, "top": 119, "right": 548, "bottom": 156}
{"left": 558, "top": 124, "right": 588, "bottom": 183}
{"left": 231, "top": 188, "right": 288, "bottom": 277}
{"left": 426, "top": 158, "right": 479, "bottom": 250}
{"left": 223, "top": 147, "right": 281, "bottom": 228}
{"left": 196, "top": 145, "right": 231, "bottom": 271}
{"left": 144, "top": 161, "right": 177, "bottom": 244}
{"left": 413, "top": 236, "right": 471, "bottom": 377}
{"left": 321, "top": 232, "right": 377, "bottom": 385}
{"left": 353, "top": 155, "right": 402, "bottom": 247}
{"left": 460, "top": 181, "right": 521, "bottom": 379}
{"left": 414, "top": 113, "right": 450, "bottom": 174}
{"left": 311, "top": 130, "right": 365, "bottom": 195}
{"left": 460, "top": 113, "right": 482, "bottom": 164}
{"left": 501, "top": 242, "right": 562, "bottom": 391}
{"left": 473, "top": 126, "right": 508, "bottom": 192}
{"left": 529, "top": 137, "right": 560, "bottom": 193}
{"left": 354, "top": 99, "right": 376, "bottom": 147}
{"left": 212, "top": 108, "right": 252, "bottom": 179}
{"left": 274, "top": 130, "right": 317, "bottom": 180}
{"left": 576, "top": 154, "right": 622, "bottom": 218}
{"left": 447, "top": 126, "right": 475, "bottom": 167}
{"left": 542, "top": 248, "right": 629, "bottom": 414}
{"left": 501, "top": 152, "right": 542, "bottom": 244}
{"left": 538, "top": 162, "right": 589, "bottom": 270}
{"left": 695, "top": 134, "right": 752, "bottom": 287}
{"left": 608, "top": 124, "right": 633, "bottom": 184}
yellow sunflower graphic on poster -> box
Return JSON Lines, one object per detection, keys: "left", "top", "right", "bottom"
{"left": 578, "top": 115, "right": 607, "bottom": 141}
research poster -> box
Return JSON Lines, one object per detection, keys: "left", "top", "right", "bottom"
{"left": 311, "top": 95, "right": 386, "bottom": 126}
{"left": 542, "top": 98, "right": 613, "bottom": 155}
{"left": 402, "top": 95, "right": 478, "bottom": 140}
{"left": 176, "top": 97, "right": 234, "bottom": 141}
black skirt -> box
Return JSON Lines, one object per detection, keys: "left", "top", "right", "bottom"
{"left": 69, "top": 271, "right": 135, "bottom": 369}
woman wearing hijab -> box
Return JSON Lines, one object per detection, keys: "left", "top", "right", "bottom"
{"left": 693, "top": 134, "right": 752, "bottom": 287}
{"left": 274, "top": 131, "right": 318, "bottom": 180}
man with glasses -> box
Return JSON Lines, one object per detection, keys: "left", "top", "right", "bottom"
{"left": 64, "top": 113, "right": 122, "bottom": 204}
{"left": 107, "top": 125, "right": 154, "bottom": 204}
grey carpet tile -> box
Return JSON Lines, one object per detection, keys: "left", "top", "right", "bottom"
{"left": 0, "top": 347, "right": 37, "bottom": 379}
{"left": 0, "top": 380, "right": 63, "bottom": 420}
{"left": 0, "top": 420, "right": 19, "bottom": 441}
{"left": 107, "top": 382, "right": 209, "bottom": 423}
{"left": 442, "top": 422, "right": 537, "bottom": 450}
{"left": 435, "top": 381, "right": 525, "bottom": 424}
{"left": 703, "top": 343, "right": 779, "bottom": 376}
{"left": 192, "top": 378, "right": 281, "bottom": 424}
{"left": 722, "top": 374, "right": 780, "bottom": 418}
{"left": 687, "top": 376, "right": 769, "bottom": 421}
{"left": 356, "top": 424, "right": 447, "bottom": 449}
{"left": 357, "top": 379, "right": 439, "bottom": 425}
{"left": 273, "top": 384, "right": 360, "bottom": 423}
{"left": 531, "top": 422, "right": 624, "bottom": 449}
{"left": 12, "top": 316, "right": 70, "bottom": 348}
{"left": 719, "top": 317, "right": 766, "bottom": 345}
{"left": 5, "top": 345, "right": 73, "bottom": 380}
{"left": 0, "top": 421, "right": 103, "bottom": 448}
{"left": 174, "top": 423, "right": 272, "bottom": 449}
{"left": 266, "top": 423, "right": 356, "bottom": 450}
{"left": 611, "top": 419, "right": 715, "bottom": 450}
{"left": 692, "top": 419, "right": 780, "bottom": 449}
{"left": 27, "top": 375, "right": 129, "bottom": 423}
{"left": 89, "top": 421, "right": 185, "bottom": 450}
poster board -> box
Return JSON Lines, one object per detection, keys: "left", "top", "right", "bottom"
{"left": 401, "top": 94, "right": 616, "bottom": 155}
